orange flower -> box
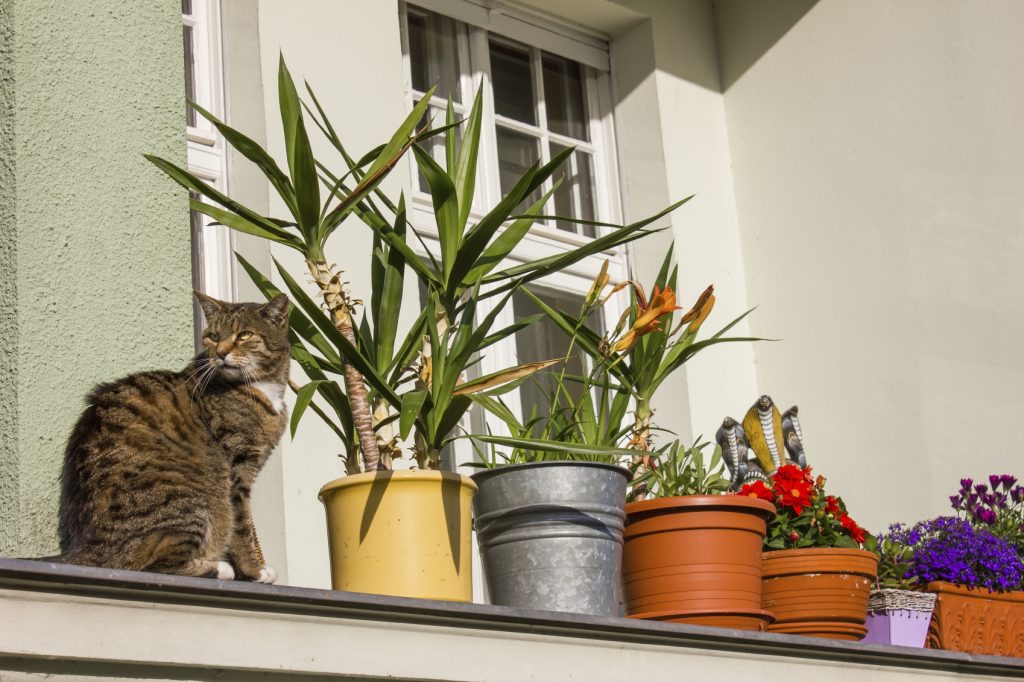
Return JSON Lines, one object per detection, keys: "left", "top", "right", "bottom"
{"left": 611, "top": 285, "right": 681, "bottom": 352}
{"left": 675, "top": 285, "right": 715, "bottom": 336}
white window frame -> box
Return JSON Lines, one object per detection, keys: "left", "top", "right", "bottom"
{"left": 184, "top": 0, "right": 234, "bottom": 331}
{"left": 399, "top": 1, "right": 630, "bottom": 470}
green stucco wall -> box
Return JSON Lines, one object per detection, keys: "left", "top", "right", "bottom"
{"left": 0, "top": 0, "right": 193, "bottom": 555}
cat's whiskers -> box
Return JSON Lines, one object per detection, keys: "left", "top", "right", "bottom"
{"left": 193, "top": 360, "right": 218, "bottom": 400}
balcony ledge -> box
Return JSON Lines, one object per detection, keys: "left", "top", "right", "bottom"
{"left": 1, "top": 558, "right": 1022, "bottom": 681}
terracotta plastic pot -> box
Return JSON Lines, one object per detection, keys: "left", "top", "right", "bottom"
{"left": 761, "top": 547, "right": 877, "bottom": 640}
{"left": 319, "top": 469, "right": 476, "bottom": 601}
{"left": 926, "top": 581, "right": 1024, "bottom": 657}
{"left": 623, "top": 495, "right": 776, "bottom": 630}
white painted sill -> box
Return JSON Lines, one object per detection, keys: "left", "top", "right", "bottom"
{"left": 0, "top": 559, "right": 1021, "bottom": 682}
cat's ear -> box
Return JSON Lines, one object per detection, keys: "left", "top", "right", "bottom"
{"left": 194, "top": 291, "right": 226, "bottom": 320}
{"left": 260, "top": 293, "right": 290, "bottom": 327}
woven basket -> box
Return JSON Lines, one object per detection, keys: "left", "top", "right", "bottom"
{"left": 869, "top": 588, "right": 937, "bottom": 613}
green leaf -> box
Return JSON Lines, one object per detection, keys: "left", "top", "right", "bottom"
{"left": 453, "top": 88, "right": 483, "bottom": 232}
{"left": 277, "top": 55, "right": 303, "bottom": 183}
{"left": 189, "top": 101, "right": 297, "bottom": 219}
{"left": 400, "top": 390, "right": 428, "bottom": 440}
{"left": 412, "top": 143, "right": 459, "bottom": 279}
{"left": 192, "top": 200, "right": 304, "bottom": 251}
{"left": 145, "top": 155, "right": 302, "bottom": 248}
{"left": 291, "top": 114, "right": 321, "bottom": 245}
{"left": 291, "top": 380, "right": 326, "bottom": 438}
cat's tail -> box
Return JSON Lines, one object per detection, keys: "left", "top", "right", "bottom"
{"left": 16, "top": 552, "right": 70, "bottom": 563}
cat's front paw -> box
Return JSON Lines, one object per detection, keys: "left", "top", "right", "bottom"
{"left": 216, "top": 560, "right": 236, "bottom": 580}
{"left": 255, "top": 565, "right": 277, "bottom": 584}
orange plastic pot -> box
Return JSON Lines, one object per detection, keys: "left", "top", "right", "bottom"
{"left": 623, "top": 495, "right": 776, "bottom": 630}
{"left": 926, "top": 581, "right": 1024, "bottom": 657}
{"left": 761, "top": 547, "right": 877, "bottom": 640}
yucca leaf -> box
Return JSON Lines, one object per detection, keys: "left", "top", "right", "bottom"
{"left": 192, "top": 200, "right": 304, "bottom": 251}
{"left": 453, "top": 88, "right": 483, "bottom": 232}
{"left": 190, "top": 101, "right": 297, "bottom": 219}
{"left": 145, "top": 154, "right": 301, "bottom": 247}
{"left": 412, "top": 143, "right": 459, "bottom": 279}
{"left": 400, "top": 390, "right": 428, "bottom": 440}
{"left": 291, "top": 380, "right": 327, "bottom": 438}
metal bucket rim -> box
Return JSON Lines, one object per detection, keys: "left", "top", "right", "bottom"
{"left": 471, "top": 460, "right": 631, "bottom": 484}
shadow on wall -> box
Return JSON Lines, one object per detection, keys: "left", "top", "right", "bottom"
{"left": 712, "top": 0, "right": 819, "bottom": 91}
{"left": 607, "top": 0, "right": 818, "bottom": 97}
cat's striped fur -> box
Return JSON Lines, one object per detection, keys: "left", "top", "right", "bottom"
{"left": 56, "top": 292, "right": 289, "bottom": 581}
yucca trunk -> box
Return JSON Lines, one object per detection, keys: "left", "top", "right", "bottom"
{"left": 308, "top": 259, "right": 382, "bottom": 471}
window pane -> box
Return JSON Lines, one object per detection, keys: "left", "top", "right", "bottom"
{"left": 490, "top": 41, "right": 536, "bottom": 125}
{"left": 407, "top": 9, "right": 462, "bottom": 103}
{"left": 496, "top": 127, "right": 541, "bottom": 207}
{"left": 542, "top": 53, "right": 588, "bottom": 141}
{"left": 551, "top": 143, "right": 597, "bottom": 238}
{"left": 181, "top": 0, "right": 192, "bottom": 15}
{"left": 183, "top": 24, "right": 196, "bottom": 126}
{"left": 513, "top": 288, "right": 603, "bottom": 424}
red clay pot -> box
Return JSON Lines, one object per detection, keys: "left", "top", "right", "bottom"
{"left": 623, "top": 495, "right": 776, "bottom": 631}
{"left": 925, "top": 581, "right": 1024, "bottom": 657}
{"left": 761, "top": 547, "right": 877, "bottom": 640}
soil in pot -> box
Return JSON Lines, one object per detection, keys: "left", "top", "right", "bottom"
{"left": 319, "top": 469, "right": 476, "bottom": 601}
{"left": 926, "top": 581, "right": 1024, "bottom": 657}
{"left": 472, "top": 461, "right": 629, "bottom": 617}
{"left": 623, "top": 495, "right": 776, "bottom": 631}
{"left": 761, "top": 547, "right": 877, "bottom": 640}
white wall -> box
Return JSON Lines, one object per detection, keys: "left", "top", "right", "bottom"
{"left": 716, "top": 0, "right": 1024, "bottom": 531}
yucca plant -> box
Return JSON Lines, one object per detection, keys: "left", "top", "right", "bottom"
{"left": 147, "top": 56, "right": 679, "bottom": 472}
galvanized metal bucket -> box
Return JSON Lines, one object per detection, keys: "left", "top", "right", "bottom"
{"left": 472, "top": 461, "right": 629, "bottom": 616}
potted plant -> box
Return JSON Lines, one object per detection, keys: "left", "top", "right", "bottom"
{"left": 745, "top": 464, "right": 878, "bottom": 640}
{"left": 470, "top": 255, "right": 756, "bottom": 616}
{"left": 863, "top": 523, "right": 936, "bottom": 647}
{"left": 918, "top": 476, "right": 1024, "bottom": 656}
{"left": 623, "top": 440, "right": 776, "bottom": 630}
{"left": 147, "top": 57, "right": 671, "bottom": 601}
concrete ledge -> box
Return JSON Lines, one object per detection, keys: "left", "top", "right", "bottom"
{"left": 0, "top": 558, "right": 1022, "bottom": 681}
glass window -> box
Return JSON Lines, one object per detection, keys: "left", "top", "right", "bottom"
{"left": 489, "top": 41, "right": 536, "bottom": 125}
{"left": 542, "top": 53, "right": 588, "bottom": 141}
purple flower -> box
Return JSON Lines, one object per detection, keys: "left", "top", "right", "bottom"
{"left": 1001, "top": 475, "right": 1018, "bottom": 490}
{"left": 991, "top": 475, "right": 1003, "bottom": 489}
{"left": 949, "top": 494, "right": 962, "bottom": 509}
{"left": 961, "top": 478, "right": 974, "bottom": 491}
{"left": 906, "top": 517, "right": 1023, "bottom": 592}
{"left": 978, "top": 508, "right": 997, "bottom": 525}
{"left": 975, "top": 483, "right": 989, "bottom": 496}
{"left": 1012, "top": 486, "right": 1024, "bottom": 504}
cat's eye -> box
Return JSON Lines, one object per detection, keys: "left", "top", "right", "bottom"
{"left": 237, "top": 331, "right": 253, "bottom": 340}
{"left": 206, "top": 332, "right": 219, "bottom": 342}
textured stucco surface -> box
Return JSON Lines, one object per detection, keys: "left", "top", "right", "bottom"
{"left": 1, "top": 0, "right": 191, "bottom": 555}
{"left": 1, "top": 0, "right": 18, "bottom": 552}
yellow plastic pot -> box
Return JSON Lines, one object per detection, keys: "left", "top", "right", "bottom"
{"left": 318, "top": 469, "right": 477, "bottom": 601}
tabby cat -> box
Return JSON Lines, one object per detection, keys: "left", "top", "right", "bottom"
{"left": 55, "top": 292, "right": 289, "bottom": 582}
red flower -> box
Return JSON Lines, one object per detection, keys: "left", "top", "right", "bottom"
{"left": 839, "top": 513, "right": 866, "bottom": 544}
{"left": 824, "top": 495, "right": 840, "bottom": 515}
{"left": 789, "top": 531, "right": 799, "bottom": 543}
{"left": 773, "top": 464, "right": 814, "bottom": 486}
{"left": 772, "top": 474, "right": 814, "bottom": 515}
{"left": 738, "top": 480, "right": 774, "bottom": 503}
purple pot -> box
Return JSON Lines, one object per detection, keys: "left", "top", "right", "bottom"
{"left": 863, "top": 610, "right": 932, "bottom": 647}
